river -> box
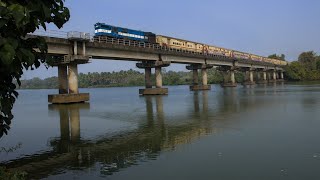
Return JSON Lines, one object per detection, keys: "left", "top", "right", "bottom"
{"left": 1, "top": 83, "right": 320, "bottom": 180}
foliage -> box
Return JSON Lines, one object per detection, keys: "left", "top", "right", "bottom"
{"left": 284, "top": 51, "right": 320, "bottom": 81}
{"left": 298, "top": 51, "right": 317, "bottom": 70}
{"left": 284, "top": 61, "right": 306, "bottom": 81}
{"left": 78, "top": 69, "right": 145, "bottom": 87}
{"left": 0, "top": 167, "right": 27, "bottom": 180}
{"left": 18, "top": 69, "right": 249, "bottom": 89}
{"left": 0, "top": 0, "right": 70, "bottom": 137}
{"left": 163, "top": 70, "right": 192, "bottom": 85}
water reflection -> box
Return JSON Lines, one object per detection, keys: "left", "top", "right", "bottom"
{"left": 191, "top": 91, "right": 209, "bottom": 120}
{"left": 48, "top": 103, "right": 90, "bottom": 152}
{"left": 2, "top": 93, "right": 217, "bottom": 179}
{"left": 1, "top": 88, "right": 281, "bottom": 179}
{"left": 2, "top": 84, "right": 320, "bottom": 179}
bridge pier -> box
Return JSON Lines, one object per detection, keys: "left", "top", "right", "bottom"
{"left": 243, "top": 68, "right": 255, "bottom": 86}
{"left": 277, "top": 71, "right": 285, "bottom": 82}
{"left": 155, "top": 67, "right": 163, "bottom": 88}
{"left": 220, "top": 66, "right": 237, "bottom": 87}
{"left": 58, "top": 65, "right": 68, "bottom": 94}
{"left": 187, "top": 64, "right": 213, "bottom": 91}
{"left": 68, "top": 63, "right": 79, "bottom": 94}
{"left": 145, "top": 67, "right": 152, "bottom": 88}
{"left": 256, "top": 70, "right": 268, "bottom": 84}
{"left": 48, "top": 36, "right": 90, "bottom": 104}
{"left": 268, "top": 70, "right": 277, "bottom": 83}
{"left": 192, "top": 69, "right": 199, "bottom": 86}
{"left": 49, "top": 63, "right": 90, "bottom": 104}
{"left": 137, "top": 61, "right": 170, "bottom": 95}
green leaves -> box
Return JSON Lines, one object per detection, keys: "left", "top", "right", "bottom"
{"left": 284, "top": 51, "right": 320, "bottom": 81}
{"left": 8, "top": 4, "right": 26, "bottom": 27}
{"left": 0, "top": 0, "right": 70, "bottom": 138}
{"left": 0, "top": 44, "right": 15, "bottom": 65}
{"left": 19, "top": 48, "right": 35, "bottom": 65}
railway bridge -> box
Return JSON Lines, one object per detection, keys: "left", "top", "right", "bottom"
{"left": 30, "top": 31, "right": 286, "bottom": 104}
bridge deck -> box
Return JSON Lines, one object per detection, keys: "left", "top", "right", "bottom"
{"left": 29, "top": 34, "right": 284, "bottom": 70}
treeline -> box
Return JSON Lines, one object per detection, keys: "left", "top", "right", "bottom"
{"left": 19, "top": 69, "right": 245, "bottom": 89}
{"left": 284, "top": 51, "right": 320, "bottom": 81}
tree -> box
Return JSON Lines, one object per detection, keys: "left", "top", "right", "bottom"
{"left": 284, "top": 61, "right": 306, "bottom": 81}
{"left": 284, "top": 51, "right": 320, "bottom": 81}
{"left": 0, "top": 0, "right": 70, "bottom": 137}
{"left": 298, "top": 51, "right": 317, "bottom": 70}
{"left": 316, "top": 56, "right": 320, "bottom": 70}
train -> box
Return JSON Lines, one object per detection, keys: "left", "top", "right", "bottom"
{"left": 94, "top": 23, "right": 288, "bottom": 66}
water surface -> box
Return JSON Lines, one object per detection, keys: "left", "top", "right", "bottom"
{"left": 1, "top": 83, "right": 320, "bottom": 180}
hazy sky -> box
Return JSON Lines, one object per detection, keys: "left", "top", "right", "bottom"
{"left": 23, "top": 0, "right": 320, "bottom": 79}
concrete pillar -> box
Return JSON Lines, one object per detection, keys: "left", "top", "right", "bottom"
{"left": 244, "top": 70, "right": 255, "bottom": 85}
{"left": 273, "top": 71, "right": 277, "bottom": 80}
{"left": 244, "top": 71, "right": 249, "bottom": 81}
{"left": 68, "top": 64, "right": 79, "bottom": 94}
{"left": 82, "top": 42, "right": 86, "bottom": 55}
{"left": 58, "top": 65, "right": 68, "bottom": 94}
{"left": 223, "top": 71, "right": 228, "bottom": 82}
{"left": 249, "top": 71, "right": 254, "bottom": 82}
{"left": 74, "top": 41, "right": 78, "bottom": 55}
{"left": 263, "top": 71, "right": 267, "bottom": 81}
{"left": 257, "top": 72, "right": 261, "bottom": 81}
{"left": 268, "top": 72, "right": 271, "bottom": 80}
{"left": 190, "top": 65, "right": 211, "bottom": 91}
{"left": 202, "top": 68, "right": 208, "bottom": 86}
{"left": 145, "top": 68, "right": 152, "bottom": 88}
{"left": 155, "top": 67, "right": 162, "bottom": 88}
{"left": 222, "top": 70, "right": 236, "bottom": 87}
{"left": 138, "top": 63, "right": 168, "bottom": 95}
{"left": 193, "top": 69, "right": 199, "bottom": 85}
{"left": 230, "top": 70, "right": 235, "bottom": 84}
{"left": 280, "top": 72, "right": 284, "bottom": 79}
{"left": 70, "top": 107, "right": 80, "bottom": 142}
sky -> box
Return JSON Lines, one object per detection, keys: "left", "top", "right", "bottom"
{"left": 23, "top": 0, "right": 320, "bottom": 79}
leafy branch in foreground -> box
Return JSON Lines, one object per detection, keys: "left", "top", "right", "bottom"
{"left": 0, "top": 0, "right": 70, "bottom": 137}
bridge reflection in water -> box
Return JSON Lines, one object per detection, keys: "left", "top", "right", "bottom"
{"left": 1, "top": 89, "right": 268, "bottom": 179}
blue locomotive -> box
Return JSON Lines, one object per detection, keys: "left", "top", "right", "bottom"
{"left": 94, "top": 23, "right": 156, "bottom": 43}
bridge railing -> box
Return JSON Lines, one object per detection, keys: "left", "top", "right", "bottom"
{"left": 67, "top": 31, "right": 91, "bottom": 41}
{"left": 30, "top": 30, "right": 69, "bottom": 39}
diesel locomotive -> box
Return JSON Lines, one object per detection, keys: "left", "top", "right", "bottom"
{"left": 94, "top": 23, "right": 156, "bottom": 43}
{"left": 94, "top": 23, "right": 287, "bottom": 66}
